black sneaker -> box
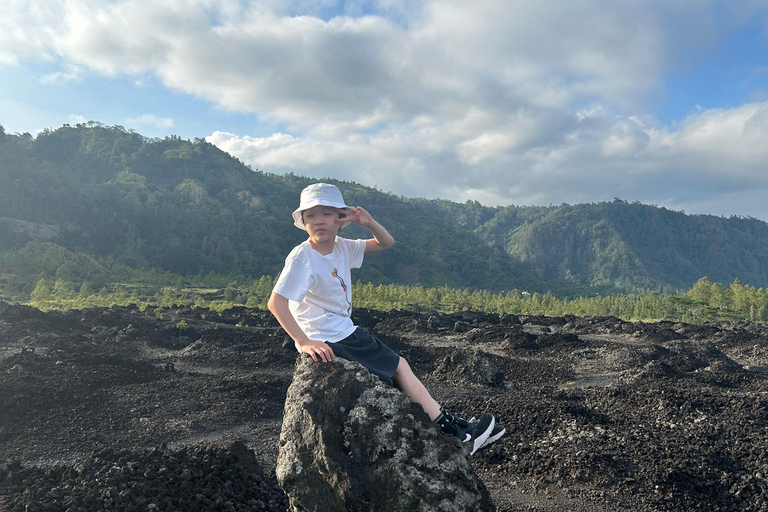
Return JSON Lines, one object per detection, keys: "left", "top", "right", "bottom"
{"left": 435, "top": 409, "right": 495, "bottom": 455}
{"left": 452, "top": 413, "right": 495, "bottom": 455}
{"left": 470, "top": 417, "right": 505, "bottom": 450}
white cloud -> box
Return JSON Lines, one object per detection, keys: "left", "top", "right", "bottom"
{"left": 658, "top": 102, "right": 768, "bottom": 171}
{"left": 0, "top": 1, "right": 66, "bottom": 64}
{"left": 208, "top": 100, "right": 768, "bottom": 221}
{"left": 67, "top": 114, "right": 88, "bottom": 125}
{"left": 125, "top": 114, "right": 175, "bottom": 129}
{"left": 0, "top": 0, "right": 681, "bottom": 122}
{"left": 40, "top": 65, "right": 84, "bottom": 85}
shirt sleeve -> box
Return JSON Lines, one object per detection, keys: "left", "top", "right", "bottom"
{"left": 272, "top": 252, "right": 313, "bottom": 303}
{"left": 346, "top": 238, "right": 367, "bottom": 269}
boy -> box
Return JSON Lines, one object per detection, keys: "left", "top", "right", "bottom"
{"left": 268, "top": 183, "right": 504, "bottom": 454}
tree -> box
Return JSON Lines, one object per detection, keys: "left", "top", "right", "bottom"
{"left": 709, "top": 283, "right": 731, "bottom": 311}
{"left": 31, "top": 279, "right": 52, "bottom": 303}
{"left": 730, "top": 278, "right": 751, "bottom": 313}
{"left": 52, "top": 279, "right": 74, "bottom": 300}
{"left": 689, "top": 277, "right": 713, "bottom": 303}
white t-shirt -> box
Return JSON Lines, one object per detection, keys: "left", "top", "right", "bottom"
{"left": 273, "top": 236, "right": 367, "bottom": 344}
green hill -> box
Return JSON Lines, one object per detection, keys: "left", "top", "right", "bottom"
{"left": 0, "top": 123, "right": 546, "bottom": 293}
{"left": 2, "top": 122, "right": 767, "bottom": 294}
{"left": 431, "top": 199, "right": 768, "bottom": 291}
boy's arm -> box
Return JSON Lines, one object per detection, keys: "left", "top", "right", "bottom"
{"left": 340, "top": 206, "right": 395, "bottom": 254}
{"left": 267, "top": 292, "right": 335, "bottom": 363}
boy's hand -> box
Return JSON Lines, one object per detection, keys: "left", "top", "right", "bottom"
{"left": 337, "top": 206, "right": 395, "bottom": 254}
{"left": 298, "top": 338, "right": 335, "bottom": 363}
{"left": 337, "top": 206, "right": 372, "bottom": 227}
{"left": 268, "top": 292, "right": 337, "bottom": 363}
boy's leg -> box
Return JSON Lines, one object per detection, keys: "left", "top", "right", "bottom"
{"left": 390, "top": 356, "right": 496, "bottom": 455}
{"left": 331, "top": 332, "right": 497, "bottom": 453}
{"left": 392, "top": 357, "right": 441, "bottom": 420}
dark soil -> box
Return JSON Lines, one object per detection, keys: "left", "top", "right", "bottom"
{"left": 1, "top": 301, "right": 767, "bottom": 511}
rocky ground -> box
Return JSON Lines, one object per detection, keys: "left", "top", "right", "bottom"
{"left": 0, "top": 300, "right": 767, "bottom": 511}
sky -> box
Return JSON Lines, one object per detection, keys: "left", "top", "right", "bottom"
{"left": 2, "top": 1, "right": 768, "bottom": 221}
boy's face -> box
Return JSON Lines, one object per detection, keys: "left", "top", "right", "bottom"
{"left": 302, "top": 205, "right": 343, "bottom": 244}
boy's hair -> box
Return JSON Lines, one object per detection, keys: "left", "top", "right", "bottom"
{"left": 292, "top": 183, "right": 351, "bottom": 229}
{"left": 301, "top": 208, "right": 348, "bottom": 224}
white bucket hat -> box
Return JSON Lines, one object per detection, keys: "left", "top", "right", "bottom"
{"left": 292, "top": 183, "right": 351, "bottom": 229}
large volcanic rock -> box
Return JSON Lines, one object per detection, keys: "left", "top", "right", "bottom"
{"left": 277, "top": 355, "right": 495, "bottom": 512}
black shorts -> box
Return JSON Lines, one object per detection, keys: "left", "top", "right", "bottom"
{"left": 329, "top": 327, "right": 400, "bottom": 380}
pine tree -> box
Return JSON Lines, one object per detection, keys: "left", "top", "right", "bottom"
{"left": 689, "top": 277, "right": 714, "bottom": 303}
{"left": 52, "top": 279, "right": 74, "bottom": 301}
{"left": 30, "top": 279, "right": 52, "bottom": 303}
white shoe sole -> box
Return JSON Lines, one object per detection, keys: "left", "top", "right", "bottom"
{"left": 469, "top": 416, "right": 495, "bottom": 455}
{"left": 479, "top": 427, "right": 505, "bottom": 449}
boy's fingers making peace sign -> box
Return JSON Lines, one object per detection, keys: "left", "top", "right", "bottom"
{"left": 336, "top": 206, "right": 372, "bottom": 227}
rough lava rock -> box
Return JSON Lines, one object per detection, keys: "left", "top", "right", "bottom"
{"left": 0, "top": 440, "right": 289, "bottom": 512}
{"left": 277, "top": 355, "right": 495, "bottom": 512}
{"left": 433, "top": 349, "right": 506, "bottom": 387}
{"left": 4, "top": 301, "right": 768, "bottom": 511}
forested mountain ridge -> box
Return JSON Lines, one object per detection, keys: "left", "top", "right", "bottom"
{"left": 2, "top": 123, "right": 767, "bottom": 293}
{"left": 415, "top": 197, "right": 768, "bottom": 291}
{"left": 0, "top": 123, "right": 545, "bottom": 293}
{"left": 477, "top": 201, "right": 768, "bottom": 290}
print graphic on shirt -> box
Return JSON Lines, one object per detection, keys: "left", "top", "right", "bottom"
{"left": 332, "top": 268, "right": 352, "bottom": 316}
